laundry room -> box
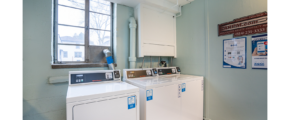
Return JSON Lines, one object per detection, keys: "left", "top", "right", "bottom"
{"left": 2, "top": 0, "right": 285, "bottom": 120}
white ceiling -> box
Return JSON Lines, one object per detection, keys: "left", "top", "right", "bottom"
{"left": 106, "top": 0, "right": 194, "bottom": 8}
{"left": 106, "top": 0, "right": 142, "bottom": 8}
{"left": 167, "top": 0, "right": 194, "bottom": 6}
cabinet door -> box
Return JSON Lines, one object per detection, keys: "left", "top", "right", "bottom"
{"left": 141, "top": 6, "right": 176, "bottom": 46}
{"left": 73, "top": 96, "right": 137, "bottom": 120}
{"left": 137, "top": 4, "right": 177, "bottom": 57}
{"left": 181, "top": 80, "right": 204, "bottom": 120}
{"left": 146, "top": 84, "right": 181, "bottom": 120}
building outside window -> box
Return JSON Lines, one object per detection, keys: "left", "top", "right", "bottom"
{"left": 53, "top": 0, "right": 113, "bottom": 65}
{"left": 75, "top": 52, "right": 82, "bottom": 58}
{"left": 63, "top": 51, "right": 68, "bottom": 58}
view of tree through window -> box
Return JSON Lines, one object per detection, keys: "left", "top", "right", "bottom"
{"left": 89, "top": 0, "right": 111, "bottom": 46}
{"left": 55, "top": 0, "right": 111, "bottom": 63}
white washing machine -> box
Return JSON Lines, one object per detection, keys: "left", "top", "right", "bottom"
{"left": 66, "top": 70, "right": 140, "bottom": 120}
{"left": 123, "top": 68, "right": 182, "bottom": 120}
{"left": 155, "top": 67, "right": 204, "bottom": 120}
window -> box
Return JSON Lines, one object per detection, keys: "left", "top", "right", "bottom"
{"left": 75, "top": 52, "right": 82, "bottom": 58}
{"left": 63, "top": 51, "right": 68, "bottom": 58}
{"left": 53, "top": 0, "right": 113, "bottom": 65}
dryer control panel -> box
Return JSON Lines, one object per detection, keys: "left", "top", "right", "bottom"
{"left": 126, "top": 70, "right": 153, "bottom": 79}
{"left": 69, "top": 70, "right": 121, "bottom": 85}
{"left": 155, "top": 67, "right": 181, "bottom": 75}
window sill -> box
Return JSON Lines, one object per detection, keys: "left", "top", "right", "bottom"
{"left": 51, "top": 63, "right": 117, "bottom": 69}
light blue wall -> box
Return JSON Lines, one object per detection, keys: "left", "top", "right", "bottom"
{"left": 174, "top": 0, "right": 206, "bottom": 76}
{"left": 174, "top": 0, "right": 267, "bottom": 120}
{"left": 114, "top": 4, "right": 132, "bottom": 72}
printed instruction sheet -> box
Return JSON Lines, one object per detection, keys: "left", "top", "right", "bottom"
{"left": 223, "top": 37, "right": 247, "bottom": 69}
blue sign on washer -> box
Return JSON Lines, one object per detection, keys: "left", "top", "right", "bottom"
{"left": 182, "top": 83, "right": 186, "bottom": 92}
{"left": 146, "top": 89, "right": 153, "bottom": 101}
{"left": 128, "top": 96, "right": 136, "bottom": 109}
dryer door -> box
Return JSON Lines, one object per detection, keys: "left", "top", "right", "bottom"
{"left": 73, "top": 96, "right": 137, "bottom": 120}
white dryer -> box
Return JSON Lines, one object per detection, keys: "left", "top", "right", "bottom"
{"left": 123, "top": 68, "right": 182, "bottom": 120}
{"left": 66, "top": 70, "right": 140, "bottom": 120}
{"left": 155, "top": 67, "right": 204, "bottom": 120}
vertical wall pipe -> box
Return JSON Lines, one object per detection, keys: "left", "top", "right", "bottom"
{"left": 176, "top": 5, "right": 182, "bottom": 17}
{"left": 129, "top": 17, "right": 137, "bottom": 69}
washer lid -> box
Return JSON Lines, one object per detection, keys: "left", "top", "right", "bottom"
{"left": 126, "top": 77, "right": 181, "bottom": 89}
{"left": 158, "top": 74, "right": 203, "bottom": 81}
{"left": 66, "top": 82, "right": 139, "bottom": 103}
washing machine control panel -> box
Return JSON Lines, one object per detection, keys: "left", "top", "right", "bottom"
{"left": 70, "top": 70, "right": 121, "bottom": 84}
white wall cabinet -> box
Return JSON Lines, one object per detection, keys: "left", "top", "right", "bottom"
{"left": 135, "top": 4, "right": 177, "bottom": 58}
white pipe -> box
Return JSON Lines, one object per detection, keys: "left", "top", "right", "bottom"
{"left": 172, "top": 0, "right": 179, "bottom": 8}
{"left": 129, "top": 17, "right": 137, "bottom": 69}
{"left": 176, "top": 5, "right": 182, "bottom": 17}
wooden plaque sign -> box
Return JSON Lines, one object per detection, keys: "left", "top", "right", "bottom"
{"left": 218, "top": 12, "right": 267, "bottom": 37}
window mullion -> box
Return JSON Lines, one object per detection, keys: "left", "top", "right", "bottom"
{"left": 54, "top": 0, "right": 59, "bottom": 63}
{"left": 85, "top": 0, "right": 90, "bottom": 63}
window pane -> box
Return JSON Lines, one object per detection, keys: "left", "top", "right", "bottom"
{"left": 75, "top": 52, "right": 82, "bottom": 58}
{"left": 58, "top": 25, "right": 85, "bottom": 44}
{"left": 90, "top": 12, "right": 110, "bottom": 30}
{"left": 58, "top": 6, "right": 85, "bottom": 27}
{"left": 58, "top": 45, "right": 84, "bottom": 61}
{"left": 63, "top": 51, "right": 68, "bottom": 58}
{"left": 90, "top": 0, "right": 110, "bottom": 14}
{"left": 58, "top": 0, "right": 85, "bottom": 9}
{"left": 89, "top": 29, "right": 110, "bottom": 46}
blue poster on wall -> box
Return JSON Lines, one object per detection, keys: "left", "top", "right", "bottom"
{"left": 223, "top": 37, "right": 247, "bottom": 69}
{"left": 252, "top": 34, "right": 267, "bottom": 69}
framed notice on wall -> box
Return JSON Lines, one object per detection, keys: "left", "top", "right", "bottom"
{"left": 223, "top": 37, "right": 247, "bottom": 69}
{"left": 252, "top": 34, "right": 267, "bottom": 69}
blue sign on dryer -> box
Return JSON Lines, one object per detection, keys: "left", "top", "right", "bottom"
{"left": 146, "top": 89, "right": 153, "bottom": 101}
{"left": 182, "top": 83, "right": 186, "bottom": 92}
{"left": 128, "top": 96, "right": 136, "bottom": 109}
